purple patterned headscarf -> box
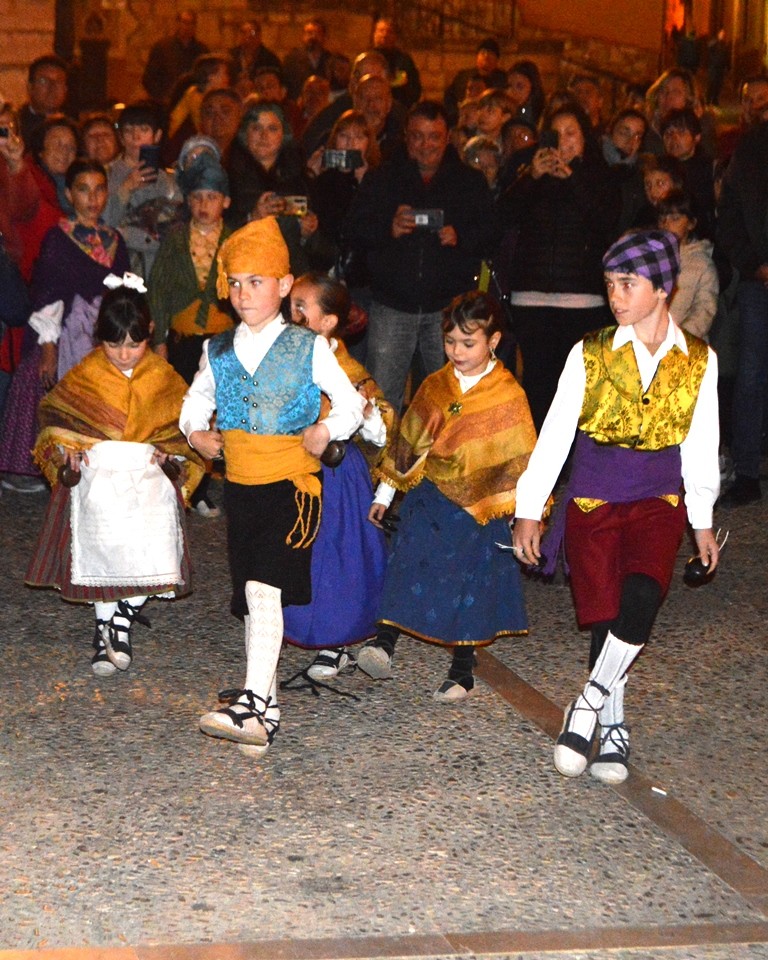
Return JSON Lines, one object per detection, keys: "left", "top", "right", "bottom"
{"left": 602, "top": 229, "right": 680, "bottom": 296}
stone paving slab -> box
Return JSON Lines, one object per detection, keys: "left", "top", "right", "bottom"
{"left": 491, "top": 495, "right": 768, "bottom": 871}
{"left": 1, "top": 488, "right": 766, "bottom": 955}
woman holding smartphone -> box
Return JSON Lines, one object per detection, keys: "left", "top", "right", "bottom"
{"left": 499, "top": 105, "right": 618, "bottom": 429}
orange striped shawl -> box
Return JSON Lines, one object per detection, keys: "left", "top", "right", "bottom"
{"left": 33, "top": 348, "right": 205, "bottom": 504}
{"left": 375, "top": 362, "right": 537, "bottom": 524}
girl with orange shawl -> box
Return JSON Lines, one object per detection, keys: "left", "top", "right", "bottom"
{"left": 26, "top": 279, "right": 204, "bottom": 677}
{"left": 361, "top": 291, "right": 537, "bottom": 701}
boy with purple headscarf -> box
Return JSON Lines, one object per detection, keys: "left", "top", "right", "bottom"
{"left": 513, "top": 229, "right": 721, "bottom": 783}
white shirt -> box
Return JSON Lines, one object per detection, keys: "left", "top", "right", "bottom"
{"left": 515, "top": 319, "right": 720, "bottom": 529}
{"left": 373, "top": 360, "right": 497, "bottom": 509}
{"left": 329, "top": 338, "right": 387, "bottom": 448}
{"left": 179, "top": 315, "right": 364, "bottom": 442}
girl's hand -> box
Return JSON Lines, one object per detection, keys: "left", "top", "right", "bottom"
{"left": 151, "top": 449, "right": 169, "bottom": 466}
{"left": 189, "top": 429, "right": 224, "bottom": 460}
{"left": 354, "top": 160, "right": 368, "bottom": 183}
{"left": 39, "top": 342, "right": 58, "bottom": 390}
{"left": 300, "top": 210, "right": 318, "bottom": 239}
{"left": 61, "top": 448, "right": 88, "bottom": 471}
{"left": 302, "top": 422, "right": 330, "bottom": 457}
{"left": 693, "top": 527, "right": 720, "bottom": 573}
{"left": 512, "top": 517, "right": 542, "bottom": 565}
{"left": 368, "top": 502, "right": 387, "bottom": 527}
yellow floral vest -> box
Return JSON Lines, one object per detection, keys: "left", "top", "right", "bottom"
{"left": 579, "top": 326, "right": 709, "bottom": 451}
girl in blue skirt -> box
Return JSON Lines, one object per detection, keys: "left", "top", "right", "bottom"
{"left": 283, "top": 273, "right": 395, "bottom": 680}
{"left": 363, "top": 291, "right": 537, "bottom": 701}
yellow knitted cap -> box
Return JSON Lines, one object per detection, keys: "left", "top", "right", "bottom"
{"left": 216, "top": 217, "right": 290, "bottom": 298}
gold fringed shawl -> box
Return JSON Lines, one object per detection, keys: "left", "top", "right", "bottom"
{"left": 318, "top": 339, "right": 398, "bottom": 473}
{"left": 375, "top": 362, "right": 537, "bottom": 524}
{"left": 33, "top": 349, "right": 205, "bottom": 504}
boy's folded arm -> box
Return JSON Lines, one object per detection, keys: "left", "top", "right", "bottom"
{"left": 311, "top": 337, "right": 365, "bottom": 441}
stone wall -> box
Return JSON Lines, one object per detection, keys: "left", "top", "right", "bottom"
{"left": 0, "top": 0, "right": 54, "bottom": 108}
{"left": 0, "top": 0, "right": 677, "bottom": 118}
{"left": 99, "top": 2, "right": 375, "bottom": 104}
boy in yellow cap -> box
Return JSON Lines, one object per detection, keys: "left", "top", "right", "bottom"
{"left": 180, "top": 216, "right": 363, "bottom": 757}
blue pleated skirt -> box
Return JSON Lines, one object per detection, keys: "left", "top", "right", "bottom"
{"left": 283, "top": 442, "right": 387, "bottom": 648}
{"left": 378, "top": 480, "right": 527, "bottom": 646}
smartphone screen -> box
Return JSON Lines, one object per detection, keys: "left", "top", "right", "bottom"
{"left": 139, "top": 144, "right": 162, "bottom": 171}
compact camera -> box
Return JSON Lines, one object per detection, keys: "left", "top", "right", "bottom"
{"left": 282, "top": 195, "right": 308, "bottom": 216}
{"left": 323, "top": 148, "right": 364, "bottom": 171}
{"left": 0, "top": 126, "right": 10, "bottom": 139}
{"left": 412, "top": 209, "right": 444, "bottom": 230}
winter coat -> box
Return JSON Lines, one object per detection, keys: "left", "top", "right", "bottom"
{"left": 342, "top": 145, "right": 498, "bottom": 313}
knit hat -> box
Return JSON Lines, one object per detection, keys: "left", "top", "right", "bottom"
{"left": 177, "top": 134, "right": 221, "bottom": 170}
{"left": 216, "top": 217, "right": 290, "bottom": 298}
{"left": 177, "top": 151, "right": 229, "bottom": 198}
{"left": 602, "top": 229, "right": 680, "bottom": 296}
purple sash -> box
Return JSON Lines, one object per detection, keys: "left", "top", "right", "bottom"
{"left": 540, "top": 431, "right": 682, "bottom": 575}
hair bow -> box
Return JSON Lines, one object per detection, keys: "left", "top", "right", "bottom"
{"left": 103, "top": 272, "right": 148, "bottom": 294}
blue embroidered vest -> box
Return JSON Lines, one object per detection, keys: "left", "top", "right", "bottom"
{"left": 209, "top": 324, "right": 321, "bottom": 435}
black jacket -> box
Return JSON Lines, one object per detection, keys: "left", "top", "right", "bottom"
{"left": 717, "top": 121, "right": 768, "bottom": 277}
{"left": 342, "top": 145, "right": 498, "bottom": 313}
{"left": 499, "top": 153, "right": 618, "bottom": 296}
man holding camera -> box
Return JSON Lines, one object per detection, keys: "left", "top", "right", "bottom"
{"left": 343, "top": 100, "right": 498, "bottom": 412}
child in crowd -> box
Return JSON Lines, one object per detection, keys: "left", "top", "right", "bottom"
{"left": 283, "top": 272, "right": 395, "bottom": 680}
{"left": 513, "top": 229, "right": 720, "bottom": 783}
{"left": 179, "top": 218, "right": 363, "bottom": 757}
{"left": 26, "top": 280, "right": 204, "bottom": 676}
{"left": 632, "top": 154, "right": 686, "bottom": 230}
{"left": 104, "top": 100, "right": 182, "bottom": 278}
{"left": 0, "top": 159, "right": 129, "bottom": 492}
{"left": 463, "top": 136, "right": 502, "bottom": 196}
{"left": 148, "top": 150, "right": 235, "bottom": 518}
{"left": 475, "top": 88, "right": 512, "bottom": 147}
{"left": 362, "top": 291, "right": 537, "bottom": 701}
{"left": 657, "top": 190, "right": 719, "bottom": 340}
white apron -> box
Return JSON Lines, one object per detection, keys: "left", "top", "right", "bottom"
{"left": 70, "top": 440, "right": 183, "bottom": 588}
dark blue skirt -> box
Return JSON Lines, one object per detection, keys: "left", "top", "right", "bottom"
{"left": 283, "top": 442, "right": 387, "bottom": 648}
{"left": 378, "top": 480, "right": 527, "bottom": 646}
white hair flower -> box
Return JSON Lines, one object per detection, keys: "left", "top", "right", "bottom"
{"left": 103, "top": 272, "right": 148, "bottom": 294}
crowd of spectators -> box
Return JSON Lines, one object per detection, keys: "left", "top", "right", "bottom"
{"left": 0, "top": 12, "right": 765, "bottom": 507}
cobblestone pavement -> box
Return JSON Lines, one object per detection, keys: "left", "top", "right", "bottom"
{"left": 1, "top": 479, "right": 766, "bottom": 959}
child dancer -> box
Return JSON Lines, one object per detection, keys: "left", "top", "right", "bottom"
{"left": 513, "top": 229, "right": 720, "bottom": 783}
{"left": 283, "top": 272, "right": 395, "bottom": 680}
{"left": 26, "top": 279, "right": 204, "bottom": 676}
{"left": 361, "top": 291, "right": 537, "bottom": 701}
{"left": 180, "top": 218, "right": 363, "bottom": 757}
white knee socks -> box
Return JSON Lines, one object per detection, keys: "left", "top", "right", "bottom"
{"left": 243, "top": 580, "right": 283, "bottom": 713}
